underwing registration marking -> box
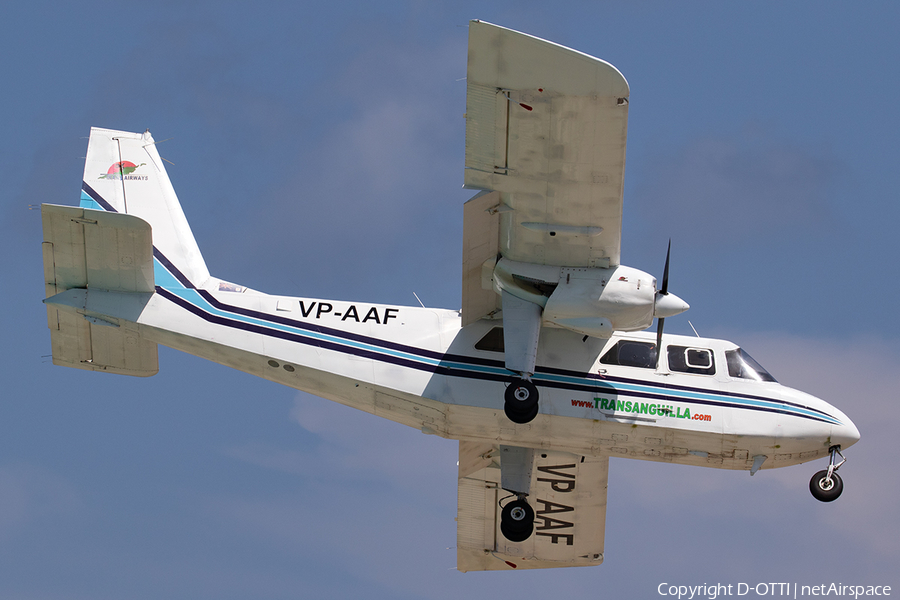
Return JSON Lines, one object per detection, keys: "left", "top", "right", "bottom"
{"left": 535, "top": 463, "right": 577, "bottom": 546}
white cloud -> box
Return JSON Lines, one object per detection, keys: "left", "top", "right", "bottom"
{"left": 223, "top": 393, "right": 457, "bottom": 500}
{"left": 214, "top": 394, "right": 466, "bottom": 596}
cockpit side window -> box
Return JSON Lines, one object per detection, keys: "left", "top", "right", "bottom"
{"left": 667, "top": 345, "right": 715, "bottom": 375}
{"left": 600, "top": 340, "right": 657, "bottom": 368}
{"left": 725, "top": 348, "right": 777, "bottom": 382}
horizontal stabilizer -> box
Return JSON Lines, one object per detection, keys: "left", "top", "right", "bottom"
{"left": 41, "top": 204, "right": 158, "bottom": 376}
{"left": 42, "top": 204, "right": 155, "bottom": 294}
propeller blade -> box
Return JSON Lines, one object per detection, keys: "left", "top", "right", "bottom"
{"left": 655, "top": 316, "right": 665, "bottom": 369}
{"left": 660, "top": 239, "right": 671, "bottom": 296}
{"left": 655, "top": 239, "right": 674, "bottom": 369}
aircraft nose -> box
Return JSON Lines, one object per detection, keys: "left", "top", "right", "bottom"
{"left": 832, "top": 418, "right": 861, "bottom": 450}
{"left": 654, "top": 292, "right": 690, "bottom": 318}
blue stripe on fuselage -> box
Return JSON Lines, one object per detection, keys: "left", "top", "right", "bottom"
{"left": 79, "top": 190, "right": 102, "bottom": 210}
{"left": 153, "top": 275, "right": 840, "bottom": 425}
{"left": 85, "top": 180, "right": 840, "bottom": 427}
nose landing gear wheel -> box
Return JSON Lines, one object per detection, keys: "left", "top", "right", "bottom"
{"left": 500, "top": 499, "right": 535, "bottom": 542}
{"left": 810, "top": 470, "right": 843, "bottom": 502}
{"left": 504, "top": 379, "right": 539, "bottom": 424}
{"left": 809, "top": 445, "right": 846, "bottom": 502}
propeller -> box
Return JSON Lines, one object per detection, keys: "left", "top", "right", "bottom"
{"left": 653, "top": 240, "right": 689, "bottom": 369}
{"left": 655, "top": 241, "right": 670, "bottom": 369}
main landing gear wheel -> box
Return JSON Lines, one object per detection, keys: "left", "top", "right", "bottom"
{"left": 810, "top": 470, "right": 843, "bottom": 502}
{"left": 500, "top": 499, "right": 535, "bottom": 542}
{"left": 504, "top": 379, "right": 539, "bottom": 424}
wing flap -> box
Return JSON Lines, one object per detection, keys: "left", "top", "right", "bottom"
{"left": 461, "top": 191, "right": 502, "bottom": 325}
{"left": 456, "top": 441, "right": 609, "bottom": 571}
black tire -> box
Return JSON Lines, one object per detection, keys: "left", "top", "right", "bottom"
{"left": 504, "top": 379, "right": 539, "bottom": 423}
{"left": 809, "top": 470, "right": 843, "bottom": 502}
{"left": 505, "top": 400, "right": 540, "bottom": 424}
{"left": 500, "top": 499, "right": 534, "bottom": 542}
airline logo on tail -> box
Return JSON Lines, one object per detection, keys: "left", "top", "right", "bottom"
{"left": 99, "top": 161, "right": 147, "bottom": 181}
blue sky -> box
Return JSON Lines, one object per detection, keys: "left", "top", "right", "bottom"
{"left": 2, "top": 2, "right": 899, "bottom": 598}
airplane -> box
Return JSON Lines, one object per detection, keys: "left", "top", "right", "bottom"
{"left": 38, "top": 20, "right": 859, "bottom": 571}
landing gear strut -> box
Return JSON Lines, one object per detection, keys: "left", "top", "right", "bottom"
{"left": 500, "top": 496, "right": 535, "bottom": 542}
{"left": 809, "top": 445, "right": 846, "bottom": 502}
{"left": 504, "top": 378, "right": 539, "bottom": 424}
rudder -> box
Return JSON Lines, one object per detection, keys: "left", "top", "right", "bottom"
{"left": 81, "top": 127, "right": 210, "bottom": 289}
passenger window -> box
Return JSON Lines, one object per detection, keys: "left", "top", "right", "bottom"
{"left": 474, "top": 327, "right": 504, "bottom": 353}
{"left": 600, "top": 340, "right": 657, "bottom": 368}
{"left": 667, "top": 345, "right": 715, "bottom": 375}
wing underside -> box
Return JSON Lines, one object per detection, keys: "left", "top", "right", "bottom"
{"left": 456, "top": 441, "right": 609, "bottom": 571}
{"left": 464, "top": 20, "right": 629, "bottom": 272}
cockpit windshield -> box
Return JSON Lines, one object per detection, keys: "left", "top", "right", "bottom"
{"left": 725, "top": 348, "right": 776, "bottom": 382}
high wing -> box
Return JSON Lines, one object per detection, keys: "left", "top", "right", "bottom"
{"left": 463, "top": 20, "right": 629, "bottom": 296}
{"left": 456, "top": 442, "right": 609, "bottom": 571}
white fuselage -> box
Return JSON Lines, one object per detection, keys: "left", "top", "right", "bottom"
{"left": 125, "top": 272, "right": 858, "bottom": 474}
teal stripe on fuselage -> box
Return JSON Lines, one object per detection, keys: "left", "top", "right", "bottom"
{"left": 153, "top": 260, "right": 840, "bottom": 426}
{"left": 157, "top": 269, "right": 446, "bottom": 369}
{"left": 154, "top": 258, "right": 187, "bottom": 290}
{"left": 79, "top": 190, "right": 102, "bottom": 210}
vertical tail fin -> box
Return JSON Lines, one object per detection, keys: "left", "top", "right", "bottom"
{"left": 81, "top": 127, "right": 210, "bottom": 289}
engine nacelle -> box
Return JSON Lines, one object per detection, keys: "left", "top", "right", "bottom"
{"left": 543, "top": 265, "right": 657, "bottom": 336}
{"left": 491, "top": 258, "right": 687, "bottom": 338}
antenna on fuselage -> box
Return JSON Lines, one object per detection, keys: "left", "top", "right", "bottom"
{"left": 689, "top": 321, "right": 700, "bottom": 337}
